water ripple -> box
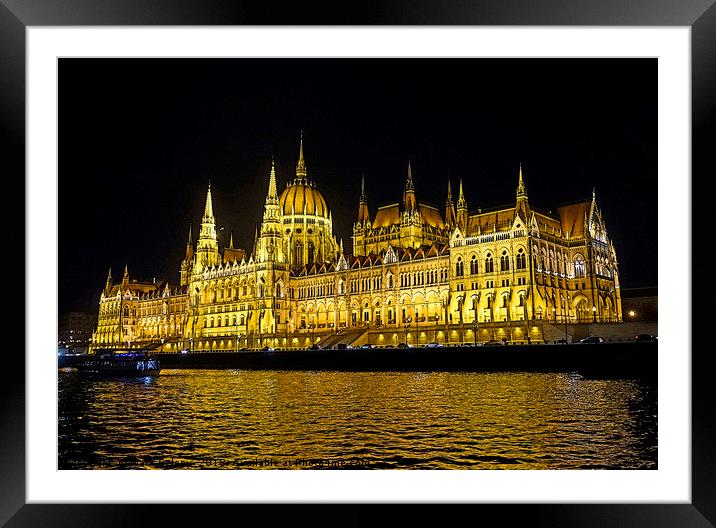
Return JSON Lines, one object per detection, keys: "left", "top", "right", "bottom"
{"left": 58, "top": 370, "right": 657, "bottom": 470}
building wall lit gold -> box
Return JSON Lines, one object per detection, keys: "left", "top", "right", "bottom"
{"left": 92, "top": 137, "right": 622, "bottom": 351}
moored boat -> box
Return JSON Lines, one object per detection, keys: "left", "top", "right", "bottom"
{"left": 75, "top": 350, "right": 161, "bottom": 377}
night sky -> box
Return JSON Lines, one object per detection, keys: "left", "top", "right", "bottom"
{"left": 59, "top": 58, "right": 656, "bottom": 314}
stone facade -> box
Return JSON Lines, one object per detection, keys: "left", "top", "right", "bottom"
{"left": 92, "top": 138, "right": 622, "bottom": 351}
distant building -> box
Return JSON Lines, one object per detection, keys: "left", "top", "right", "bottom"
{"left": 621, "top": 287, "right": 657, "bottom": 322}
{"left": 92, "top": 135, "right": 623, "bottom": 351}
{"left": 58, "top": 311, "right": 96, "bottom": 348}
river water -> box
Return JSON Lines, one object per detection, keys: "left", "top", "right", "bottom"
{"left": 58, "top": 370, "right": 657, "bottom": 470}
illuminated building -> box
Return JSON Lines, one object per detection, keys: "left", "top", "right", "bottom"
{"left": 91, "top": 136, "right": 622, "bottom": 351}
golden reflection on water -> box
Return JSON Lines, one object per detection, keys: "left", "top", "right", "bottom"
{"left": 58, "top": 370, "right": 657, "bottom": 470}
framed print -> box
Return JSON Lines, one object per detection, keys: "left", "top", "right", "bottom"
{"left": 4, "top": 0, "right": 711, "bottom": 525}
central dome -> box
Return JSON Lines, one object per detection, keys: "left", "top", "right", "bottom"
{"left": 279, "top": 181, "right": 329, "bottom": 218}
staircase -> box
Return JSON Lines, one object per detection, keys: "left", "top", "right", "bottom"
{"left": 317, "top": 328, "right": 370, "bottom": 349}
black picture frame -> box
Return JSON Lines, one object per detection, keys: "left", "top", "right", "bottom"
{"left": 4, "top": 0, "right": 709, "bottom": 525}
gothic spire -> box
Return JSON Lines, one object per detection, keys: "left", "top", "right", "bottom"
{"left": 203, "top": 182, "right": 214, "bottom": 220}
{"left": 457, "top": 178, "right": 467, "bottom": 210}
{"left": 196, "top": 182, "right": 219, "bottom": 267}
{"left": 267, "top": 158, "right": 278, "bottom": 202}
{"left": 357, "top": 173, "right": 370, "bottom": 224}
{"left": 456, "top": 178, "right": 468, "bottom": 231}
{"left": 445, "top": 180, "right": 456, "bottom": 227}
{"left": 404, "top": 161, "right": 416, "bottom": 211}
{"left": 516, "top": 163, "right": 527, "bottom": 200}
{"left": 296, "top": 131, "right": 307, "bottom": 181}
{"left": 184, "top": 225, "right": 194, "bottom": 260}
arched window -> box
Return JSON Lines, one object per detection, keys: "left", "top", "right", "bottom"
{"left": 240, "top": 314, "right": 245, "bottom": 325}
{"left": 574, "top": 257, "right": 586, "bottom": 277}
{"left": 456, "top": 257, "right": 464, "bottom": 277}
{"left": 470, "top": 255, "right": 478, "bottom": 275}
{"left": 294, "top": 242, "right": 303, "bottom": 267}
{"left": 308, "top": 242, "right": 315, "bottom": 263}
{"left": 516, "top": 248, "right": 526, "bottom": 269}
{"left": 485, "top": 254, "right": 494, "bottom": 273}
{"left": 500, "top": 251, "right": 510, "bottom": 271}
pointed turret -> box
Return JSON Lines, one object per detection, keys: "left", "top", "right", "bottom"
{"left": 516, "top": 163, "right": 528, "bottom": 200}
{"left": 403, "top": 161, "right": 416, "bottom": 212}
{"left": 357, "top": 174, "right": 370, "bottom": 224}
{"left": 515, "top": 163, "right": 529, "bottom": 222}
{"left": 104, "top": 267, "right": 113, "bottom": 295}
{"left": 267, "top": 158, "right": 278, "bottom": 203}
{"left": 445, "top": 180, "right": 456, "bottom": 227}
{"left": 228, "top": 232, "right": 234, "bottom": 249}
{"left": 185, "top": 225, "right": 194, "bottom": 260}
{"left": 121, "top": 264, "right": 130, "bottom": 287}
{"left": 196, "top": 182, "right": 220, "bottom": 267}
{"left": 456, "top": 178, "right": 468, "bottom": 230}
{"left": 296, "top": 131, "right": 307, "bottom": 181}
{"left": 180, "top": 225, "right": 194, "bottom": 286}
{"left": 203, "top": 182, "right": 214, "bottom": 220}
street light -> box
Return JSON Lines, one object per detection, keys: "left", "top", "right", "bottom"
{"left": 472, "top": 318, "right": 478, "bottom": 347}
{"left": 404, "top": 316, "right": 412, "bottom": 346}
{"left": 592, "top": 305, "right": 597, "bottom": 323}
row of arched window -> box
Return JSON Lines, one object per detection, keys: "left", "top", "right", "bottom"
{"left": 206, "top": 314, "right": 246, "bottom": 328}
{"left": 299, "top": 283, "right": 335, "bottom": 299}
{"left": 455, "top": 249, "right": 528, "bottom": 276}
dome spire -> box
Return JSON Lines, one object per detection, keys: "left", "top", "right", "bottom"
{"left": 296, "top": 130, "right": 307, "bottom": 181}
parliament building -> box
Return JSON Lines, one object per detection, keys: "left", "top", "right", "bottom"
{"left": 91, "top": 137, "right": 622, "bottom": 352}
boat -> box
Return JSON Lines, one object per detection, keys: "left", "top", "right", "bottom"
{"left": 75, "top": 350, "right": 161, "bottom": 377}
